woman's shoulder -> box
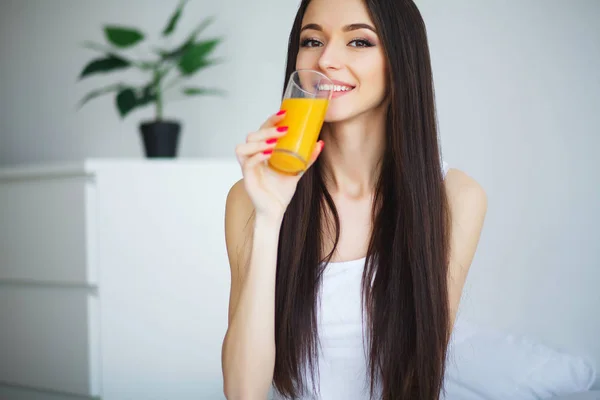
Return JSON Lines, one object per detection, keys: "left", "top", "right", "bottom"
{"left": 226, "top": 178, "right": 256, "bottom": 231}
{"left": 226, "top": 179, "right": 252, "bottom": 211}
{"left": 443, "top": 167, "right": 487, "bottom": 217}
{"left": 444, "top": 167, "right": 484, "bottom": 193}
{"left": 225, "top": 179, "right": 255, "bottom": 267}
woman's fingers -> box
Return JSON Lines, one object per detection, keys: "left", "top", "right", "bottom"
{"left": 246, "top": 126, "right": 288, "bottom": 143}
{"left": 243, "top": 149, "right": 273, "bottom": 171}
{"left": 259, "top": 110, "right": 287, "bottom": 130}
{"left": 235, "top": 139, "right": 278, "bottom": 163}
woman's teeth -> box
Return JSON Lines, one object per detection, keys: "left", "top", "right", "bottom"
{"left": 318, "top": 84, "right": 353, "bottom": 92}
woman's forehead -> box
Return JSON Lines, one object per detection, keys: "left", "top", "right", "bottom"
{"left": 302, "top": 0, "right": 374, "bottom": 29}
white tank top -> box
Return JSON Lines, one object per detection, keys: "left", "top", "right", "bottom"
{"left": 270, "top": 161, "right": 450, "bottom": 400}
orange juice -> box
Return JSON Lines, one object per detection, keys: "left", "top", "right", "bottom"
{"left": 268, "top": 98, "right": 329, "bottom": 175}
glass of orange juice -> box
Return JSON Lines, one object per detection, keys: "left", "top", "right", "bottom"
{"left": 268, "top": 70, "right": 333, "bottom": 175}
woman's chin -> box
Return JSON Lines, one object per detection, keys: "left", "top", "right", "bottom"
{"left": 324, "top": 111, "right": 353, "bottom": 124}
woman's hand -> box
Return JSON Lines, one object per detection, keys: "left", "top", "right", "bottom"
{"left": 235, "top": 110, "right": 324, "bottom": 221}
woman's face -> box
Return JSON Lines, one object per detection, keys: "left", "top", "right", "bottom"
{"left": 296, "top": 0, "right": 388, "bottom": 123}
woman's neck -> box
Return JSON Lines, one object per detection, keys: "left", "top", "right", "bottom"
{"left": 320, "top": 111, "right": 386, "bottom": 200}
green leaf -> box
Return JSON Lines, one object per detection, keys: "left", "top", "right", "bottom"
{"left": 104, "top": 26, "right": 144, "bottom": 48}
{"left": 82, "top": 40, "right": 113, "bottom": 53}
{"left": 137, "top": 61, "right": 158, "bottom": 71}
{"left": 116, "top": 88, "right": 137, "bottom": 117}
{"left": 78, "top": 84, "right": 125, "bottom": 108}
{"left": 138, "top": 83, "right": 157, "bottom": 106}
{"left": 182, "top": 87, "right": 226, "bottom": 96}
{"left": 81, "top": 41, "right": 156, "bottom": 71}
{"left": 177, "top": 38, "right": 222, "bottom": 75}
{"left": 115, "top": 84, "right": 157, "bottom": 118}
{"left": 159, "top": 16, "right": 215, "bottom": 61}
{"left": 79, "top": 55, "right": 130, "bottom": 79}
{"left": 162, "top": 0, "right": 187, "bottom": 37}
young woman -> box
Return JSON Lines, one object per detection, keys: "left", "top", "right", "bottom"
{"left": 222, "top": 0, "right": 487, "bottom": 399}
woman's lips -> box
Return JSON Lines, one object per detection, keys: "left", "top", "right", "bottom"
{"left": 317, "top": 81, "right": 356, "bottom": 99}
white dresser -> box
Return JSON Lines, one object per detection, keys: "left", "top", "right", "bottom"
{"left": 0, "top": 159, "right": 241, "bottom": 400}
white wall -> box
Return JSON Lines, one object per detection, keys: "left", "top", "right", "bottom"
{"left": 0, "top": 0, "right": 299, "bottom": 165}
{"left": 419, "top": 0, "right": 600, "bottom": 370}
{"left": 1, "top": 0, "right": 599, "bottom": 392}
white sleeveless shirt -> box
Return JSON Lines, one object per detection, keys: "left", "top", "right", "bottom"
{"left": 270, "top": 162, "right": 450, "bottom": 400}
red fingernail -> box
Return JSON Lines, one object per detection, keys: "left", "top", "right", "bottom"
{"left": 276, "top": 110, "right": 286, "bottom": 116}
{"left": 277, "top": 126, "right": 288, "bottom": 132}
{"left": 266, "top": 138, "right": 278, "bottom": 144}
{"left": 320, "top": 141, "right": 325, "bottom": 149}
{"left": 263, "top": 149, "right": 273, "bottom": 155}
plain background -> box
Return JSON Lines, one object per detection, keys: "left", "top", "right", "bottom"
{"left": 0, "top": 0, "right": 599, "bottom": 392}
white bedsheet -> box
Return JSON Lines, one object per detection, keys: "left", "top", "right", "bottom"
{"left": 548, "top": 391, "right": 600, "bottom": 400}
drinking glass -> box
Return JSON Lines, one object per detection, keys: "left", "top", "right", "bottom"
{"left": 268, "top": 70, "right": 334, "bottom": 175}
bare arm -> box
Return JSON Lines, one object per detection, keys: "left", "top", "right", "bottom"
{"left": 221, "top": 180, "right": 283, "bottom": 399}
{"left": 444, "top": 168, "right": 488, "bottom": 328}
{"left": 221, "top": 110, "right": 324, "bottom": 399}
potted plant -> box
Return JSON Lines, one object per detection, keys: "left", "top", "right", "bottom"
{"left": 77, "top": 0, "right": 225, "bottom": 158}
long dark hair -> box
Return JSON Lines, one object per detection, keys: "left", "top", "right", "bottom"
{"left": 273, "top": 0, "right": 451, "bottom": 398}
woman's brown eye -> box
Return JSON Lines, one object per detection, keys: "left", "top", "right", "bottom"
{"left": 301, "top": 39, "right": 323, "bottom": 48}
{"left": 349, "top": 39, "right": 374, "bottom": 48}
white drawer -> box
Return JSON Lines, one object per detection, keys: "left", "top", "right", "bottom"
{"left": 0, "top": 176, "right": 96, "bottom": 284}
{"left": 0, "top": 286, "right": 100, "bottom": 397}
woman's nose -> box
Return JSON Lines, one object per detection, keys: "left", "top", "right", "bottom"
{"left": 318, "top": 43, "right": 344, "bottom": 71}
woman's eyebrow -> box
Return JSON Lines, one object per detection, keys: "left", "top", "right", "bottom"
{"left": 300, "top": 23, "right": 377, "bottom": 34}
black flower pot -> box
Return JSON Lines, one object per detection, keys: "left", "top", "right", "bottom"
{"left": 140, "top": 120, "right": 181, "bottom": 158}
